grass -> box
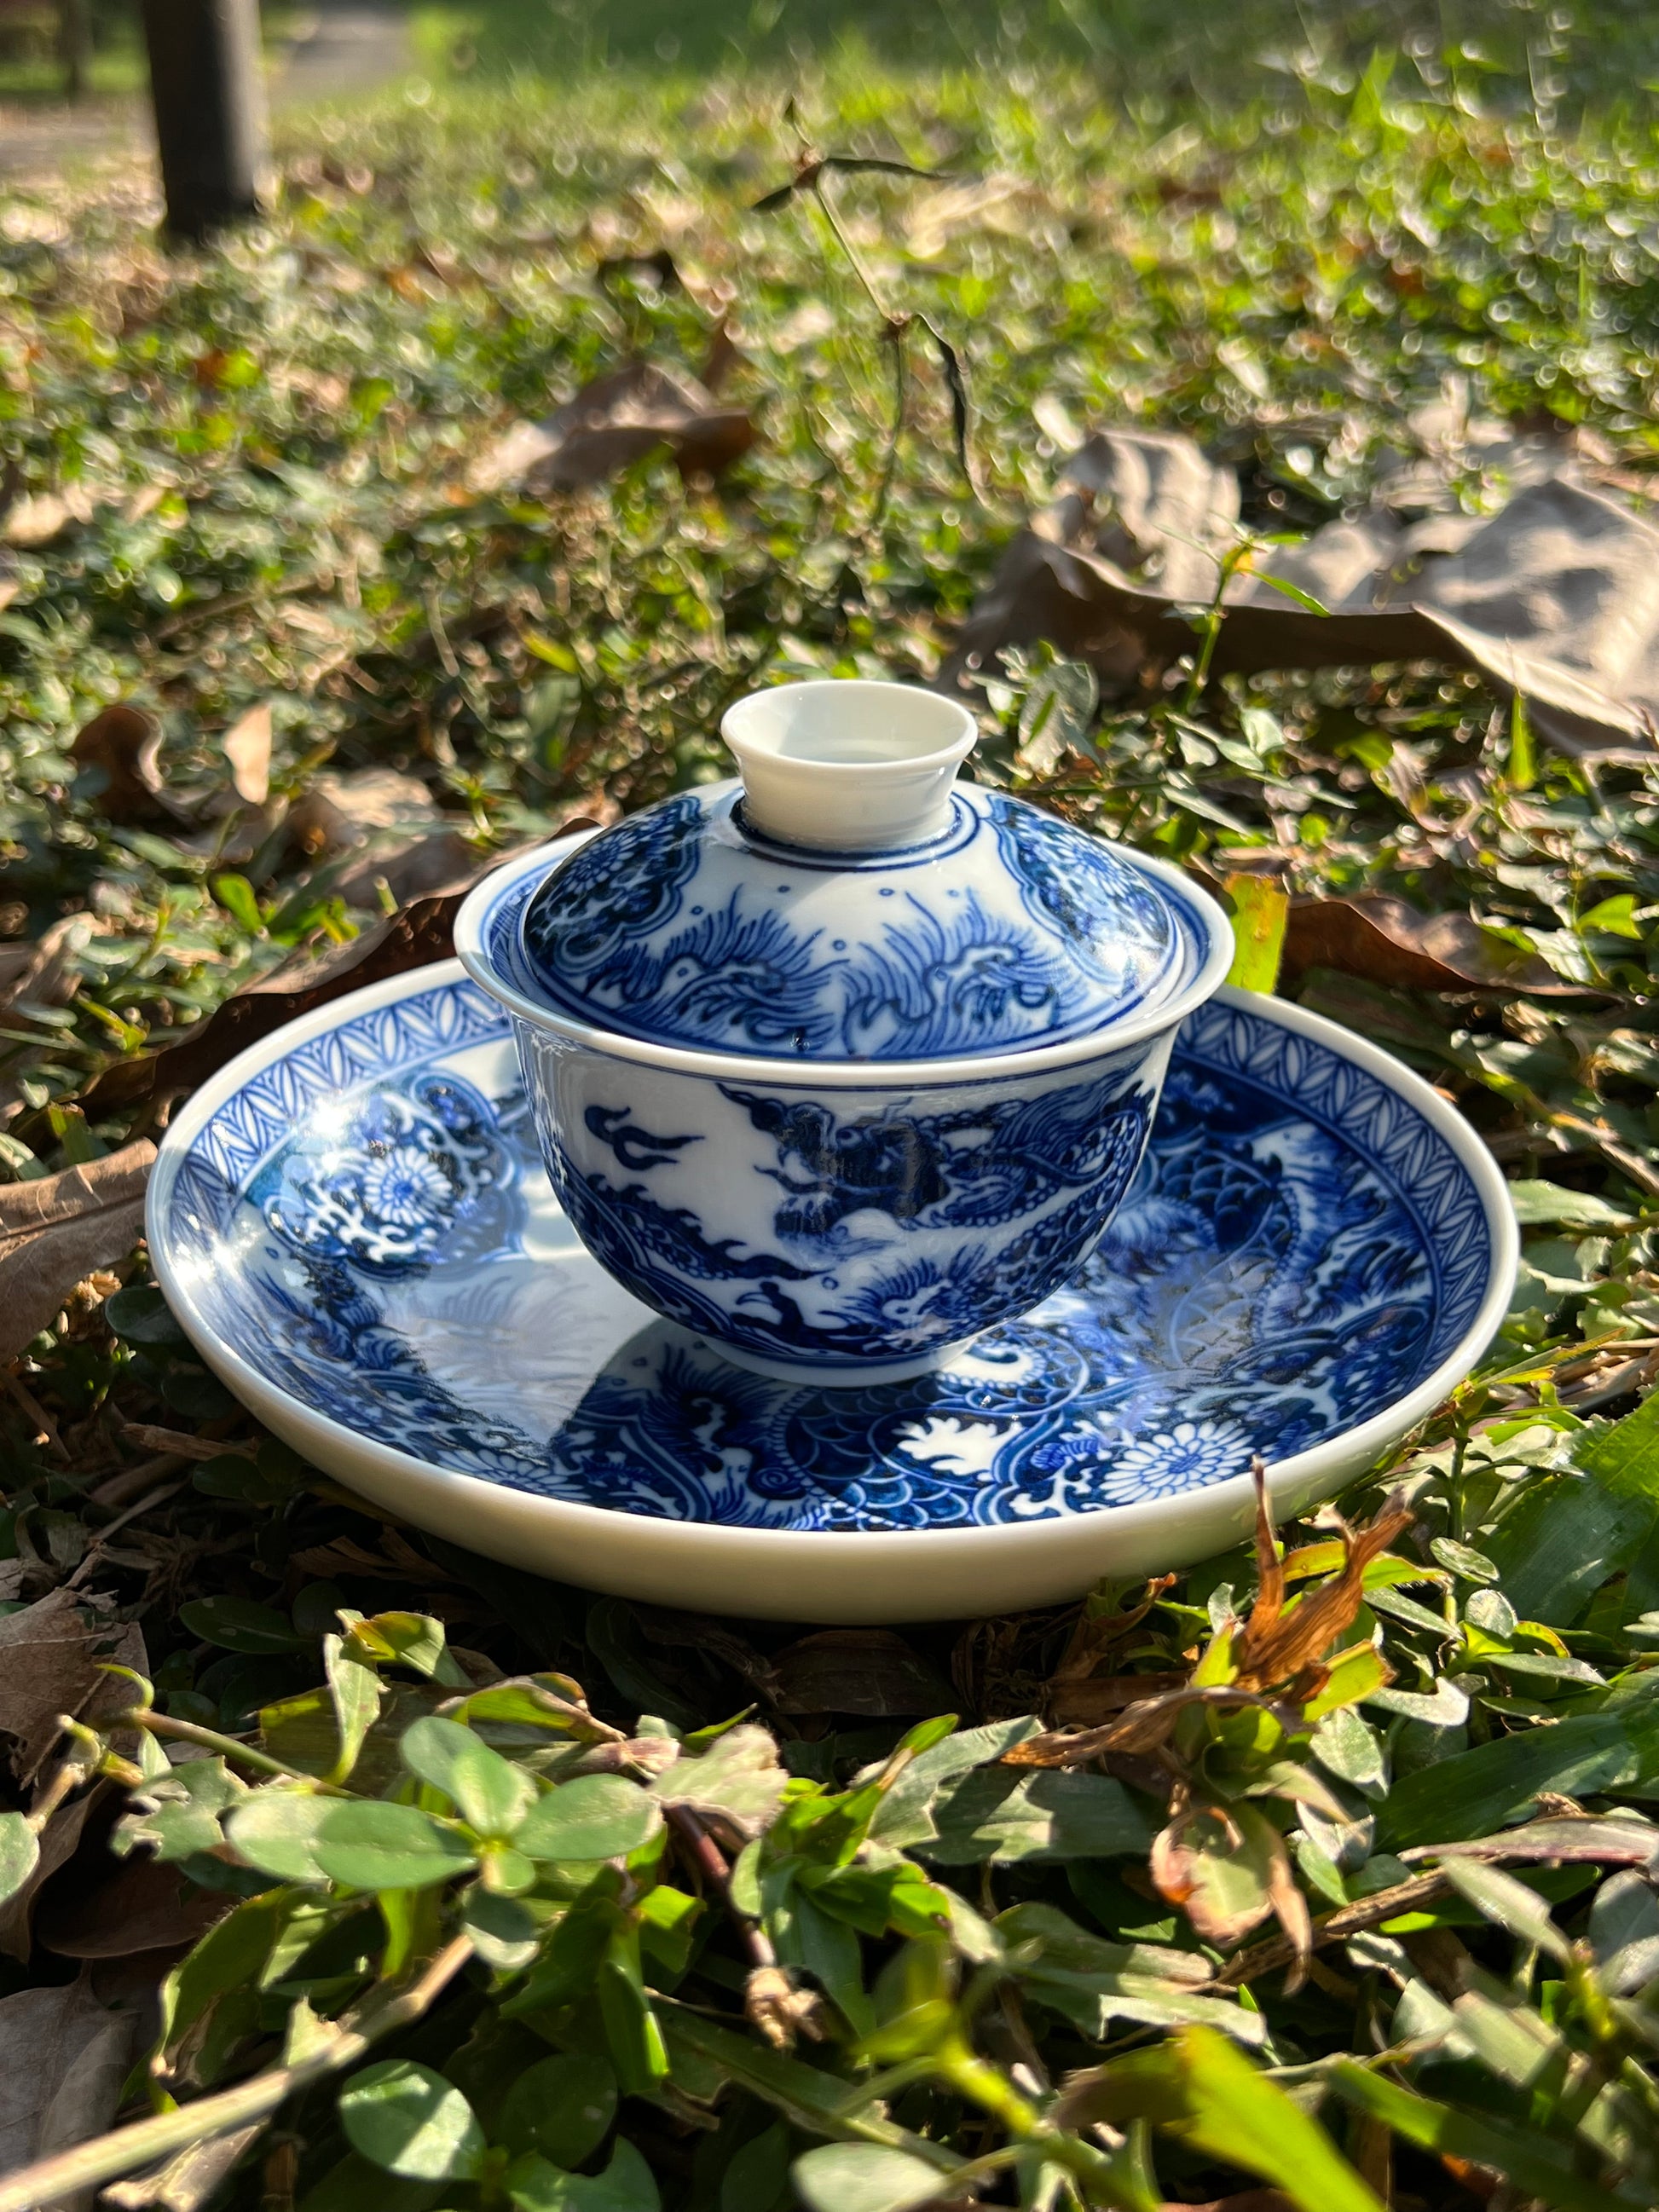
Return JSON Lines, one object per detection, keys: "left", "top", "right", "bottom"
{"left": 7, "top": 23, "right": 1659, "bottom": 2212}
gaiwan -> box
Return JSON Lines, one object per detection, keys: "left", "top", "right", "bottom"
{"left": 455, "top": 679, "right": 1233, "bottom": 1383}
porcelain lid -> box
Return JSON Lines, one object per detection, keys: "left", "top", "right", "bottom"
{"left": 515, "top": 680, "right": 1216, "bottom": 1064}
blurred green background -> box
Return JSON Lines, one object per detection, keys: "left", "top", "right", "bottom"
{"left": 3, "top": 0, "right": 1658, "bottom": 112}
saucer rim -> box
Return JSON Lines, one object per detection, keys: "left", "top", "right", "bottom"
{"left": 146, "top": 956, "right": 1520, "bottom": 1562}
{"left": 452, "top": 810, "right": 1238, "bottom": 1089}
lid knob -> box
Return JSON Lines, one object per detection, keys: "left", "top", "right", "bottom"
{"left": 721, "top": 679, "right": 977, "bottom": 852}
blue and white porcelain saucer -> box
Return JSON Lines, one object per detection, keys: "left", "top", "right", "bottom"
{"left": 147, "top": 962, "right": 1516, "bottom": 1623}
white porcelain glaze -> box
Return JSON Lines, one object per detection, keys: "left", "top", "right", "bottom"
{"left": 720, "top": 678, "right": 978, "bottom": 848}
{"left": 145, "top": 935, "right": 1518, "bottom": 1623}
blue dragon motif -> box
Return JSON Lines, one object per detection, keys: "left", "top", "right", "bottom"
{"left": 986, "top": 793, "right": 1172, "bottom": 985}
{"left": 161, "top": 977, "right": 1494, "bottom": 1530}
{"left": 511, "top": 785, "right": 1199, "bottom": 1060}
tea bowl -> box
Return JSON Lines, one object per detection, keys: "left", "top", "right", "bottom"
{"left": 454, "top": 680, "right": 1234, "bottom": 1384}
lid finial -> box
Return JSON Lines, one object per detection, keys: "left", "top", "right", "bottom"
{"left": 721, "top": 679, "right": 978, "bottom": 852}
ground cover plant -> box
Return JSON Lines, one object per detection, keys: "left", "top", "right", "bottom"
{"left": 10, "top": 15, "right": 1659, "bottom": 2207}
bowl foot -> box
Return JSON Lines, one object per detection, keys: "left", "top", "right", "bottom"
{"left": 708, "top": 1334, "right": 981, "bottom": 1390}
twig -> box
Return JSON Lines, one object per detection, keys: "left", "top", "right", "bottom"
{"left": 0, "top": 1937, "right": 474, "bottom": 2212}
{"left": 665, "top": 1802, "right": 774, "bottom": 1972}
{"left": 67, "top": 1482, "right": 183, "bottom": 1586}
{"left": 1214, "top": 1872, "right": 1454, "bottom": 1987}
{"left": 3, "top": 1372, "right": 66, "bottom": 1461}
{"left": 89, "top": 1453, "right": 186, "bottom": 1510}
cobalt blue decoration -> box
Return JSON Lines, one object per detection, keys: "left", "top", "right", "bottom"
{"left": 159, "top": 975, "right": 1495, "bottom": 1532}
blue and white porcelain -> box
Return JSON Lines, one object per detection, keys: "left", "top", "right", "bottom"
{"left": 454, "top": 680, "right": 1234, "bottom": 1383}
{"left": 145, "top": 948, "right": 1517, "bottom": 1622}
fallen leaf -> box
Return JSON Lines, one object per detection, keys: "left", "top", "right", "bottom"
{"left": 0, "top": 492, "right": 71, "bottom": 548}
{"left": 1151, "top": 1799, "right": 1293, "bottom": 1948}
{"left": 0, "top": 1141, "right": 156, "bottom": 1363}
{"left": 0, "top": 1973, "right": 140, "bottom": 2209}
{"left": 70, "top": 705, "right": 176, "bottom": 825}
{"left": 0, "top": 912, "right": 95, "bottom": 1019}
{"left": 286, "top": 765, "right": 440, "bottom": 857}
{"left": 1233, "top": 1482, "right": 1411, "bottom": 1692}
{"left": 1281, "top": 893, "right": 1588, "bottom": 997}
{"left": 36, "top": 1851, "right": 228, "bottom": 1960}
{"left": 768, "top": 1629, "right": 957, "bottom": 1718}
{"left": 101, "top": 2124, "right": 268, "bottom": 2211}
{"left": 0, "top": 1783, "right": 107, "bottom": 1963}
{"left": 951, "top": 419, "right": 1659, "bottom": 754}
{"left": 1047, "top": 1672, "right": 1189, "bottom": 1728}
{"left": 68, "top": 806, "right": 605, "bottom": 1124}
{"left": 0, "top": 1591, "right": 146, "bottom": 1790}
{"left": 220, "top": 702, "right": 272, "bottom": 807}
{"left": 470, "top": 360, "right": 754, "bottom": 495}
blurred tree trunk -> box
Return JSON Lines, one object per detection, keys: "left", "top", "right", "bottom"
{"left": 57, "top": 0, "right": 90, "bottom": 98}
{"left": 140, "top": 0, "right": 268, "bottom": 242}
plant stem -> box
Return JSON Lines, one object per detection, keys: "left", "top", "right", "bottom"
{"left": 0, "top": 1937, "right": 474, "bottom": 2212}
{"left": 129, "top": 1710, "right": 334, "bottom": 1786}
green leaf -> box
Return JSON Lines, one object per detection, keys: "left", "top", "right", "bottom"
{"left": 1429, "top": 1538, "right": 1499, "bottom": 1584}
{"left": 401, "top": 1715, "right": 535, "bottom": 1837}
{"left": 1380, "top": 1702, "right": 1659, "bottom": 1850}
{"left": 211, "top": 871, "right": 263, "bottom": 933}
{"left": 324, "top": 1633, "right": 383, "bottom": 1786}
{"left": 660, "top": 2008, "right": 954, "bottom": 2173}
{"left": 103, "top": 1285, "right": 188, "bottom": 1347}
{"left": 1575, "top": 1390, "right": 1659, "bottom": 1499}
{"left": 177, "top": 1595, "right": 303, "bottom": 1655}
{"left": 460, "top": 1887, "right": 541, "bottom": 1972}
{"left": 346, "top": 1612, "right": 466, "bottom": 1684}
{"left": 0, "top": 1812, "right": 38, "bottom": 1907}
{"left": 338, "top": 2060, "right": 486, "bottom": 2183}
{"left": 1506, "top": 1180, "right": 1633, "bottom": 1229}
{"left": 648, "top": 1724, "right": 789, "bottom": 1837}
{"left": 1222, "top": 873, "right": 1288, "bottom": 994}
{"left": 1072, "top": 2029, "right": 1384, "bottom": 2212}
{"left": 900, "top": 1751, "right": 1153, "bottom": 1863}
{"left": 507, "top": 2139, "right": 659, "bottom": 2212}
{"left": 1483, "top": 1473, "right": 1654, "bottom": 1626}
{"left": 310, "top": 1801, "right": 478, "bottom": 1891}
{"left": 500, "top": 1878, "right": 621, "bottom": 2015}
{"left": 223, "top": 1791, "right": 332, "bottom": 1883}
{"left": 792, "top": 2144, "right": 950, "bottom": 2212}
{"left": 497, "top": 2053, "right": 617, "bottom": 2166}
{"left": 720, "top": 2123, "right": 789, "bottom": 2212}
{"left": 516, "top": 1775, "right": 662, "bottom": 1863}
{"left": 1437, "top": 1859, "right": 1570, "bottom": 1959}
{"left": 1310, "top": 1707, "right": 1387, "bottom": 1793}
{"left": 225, "top": 1793, "right": 476, "bottom": 1889}
{"left": 1327, "top": 2061, "right": 1645, "bottom": 2212}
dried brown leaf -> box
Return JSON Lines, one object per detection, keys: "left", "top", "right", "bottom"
{"left": 0, "top": 493, "right": 72, "bottom": 549}
{"left": 70, "top": 706, "right": 175, "bottom": 826}
{"left": 219, "top": 702, "right": 271, "bottom": 808}
{"left": 1047, "top": 1672, "right": 1189, "bottom": 1729}
{"left": 1281, "top": 893, "right": 1585, "bottom": 997}
{"left": 769, "top": 1629, "right": 955, "bottom": 1718}
{"left": 37, "top": 1853, "right": 228, "bottom": 1961}
{"left": 1233, "top": 1490, "right": 1413, "bottom": 1691}
{"left": 0, "top": 1141, "right": 155, "bottom": 1363}
{"left": 0, "top": 914, "right": 95, "bottom": 1021}
{"left": 470, "top": 360, "right": 754, "bottom": 495}
{"left": 0, "top": 1972, "right": 140, "bottom": 2208}
{"left": 1004, "top": 1684, "right": 1277, "bottom": 1766}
